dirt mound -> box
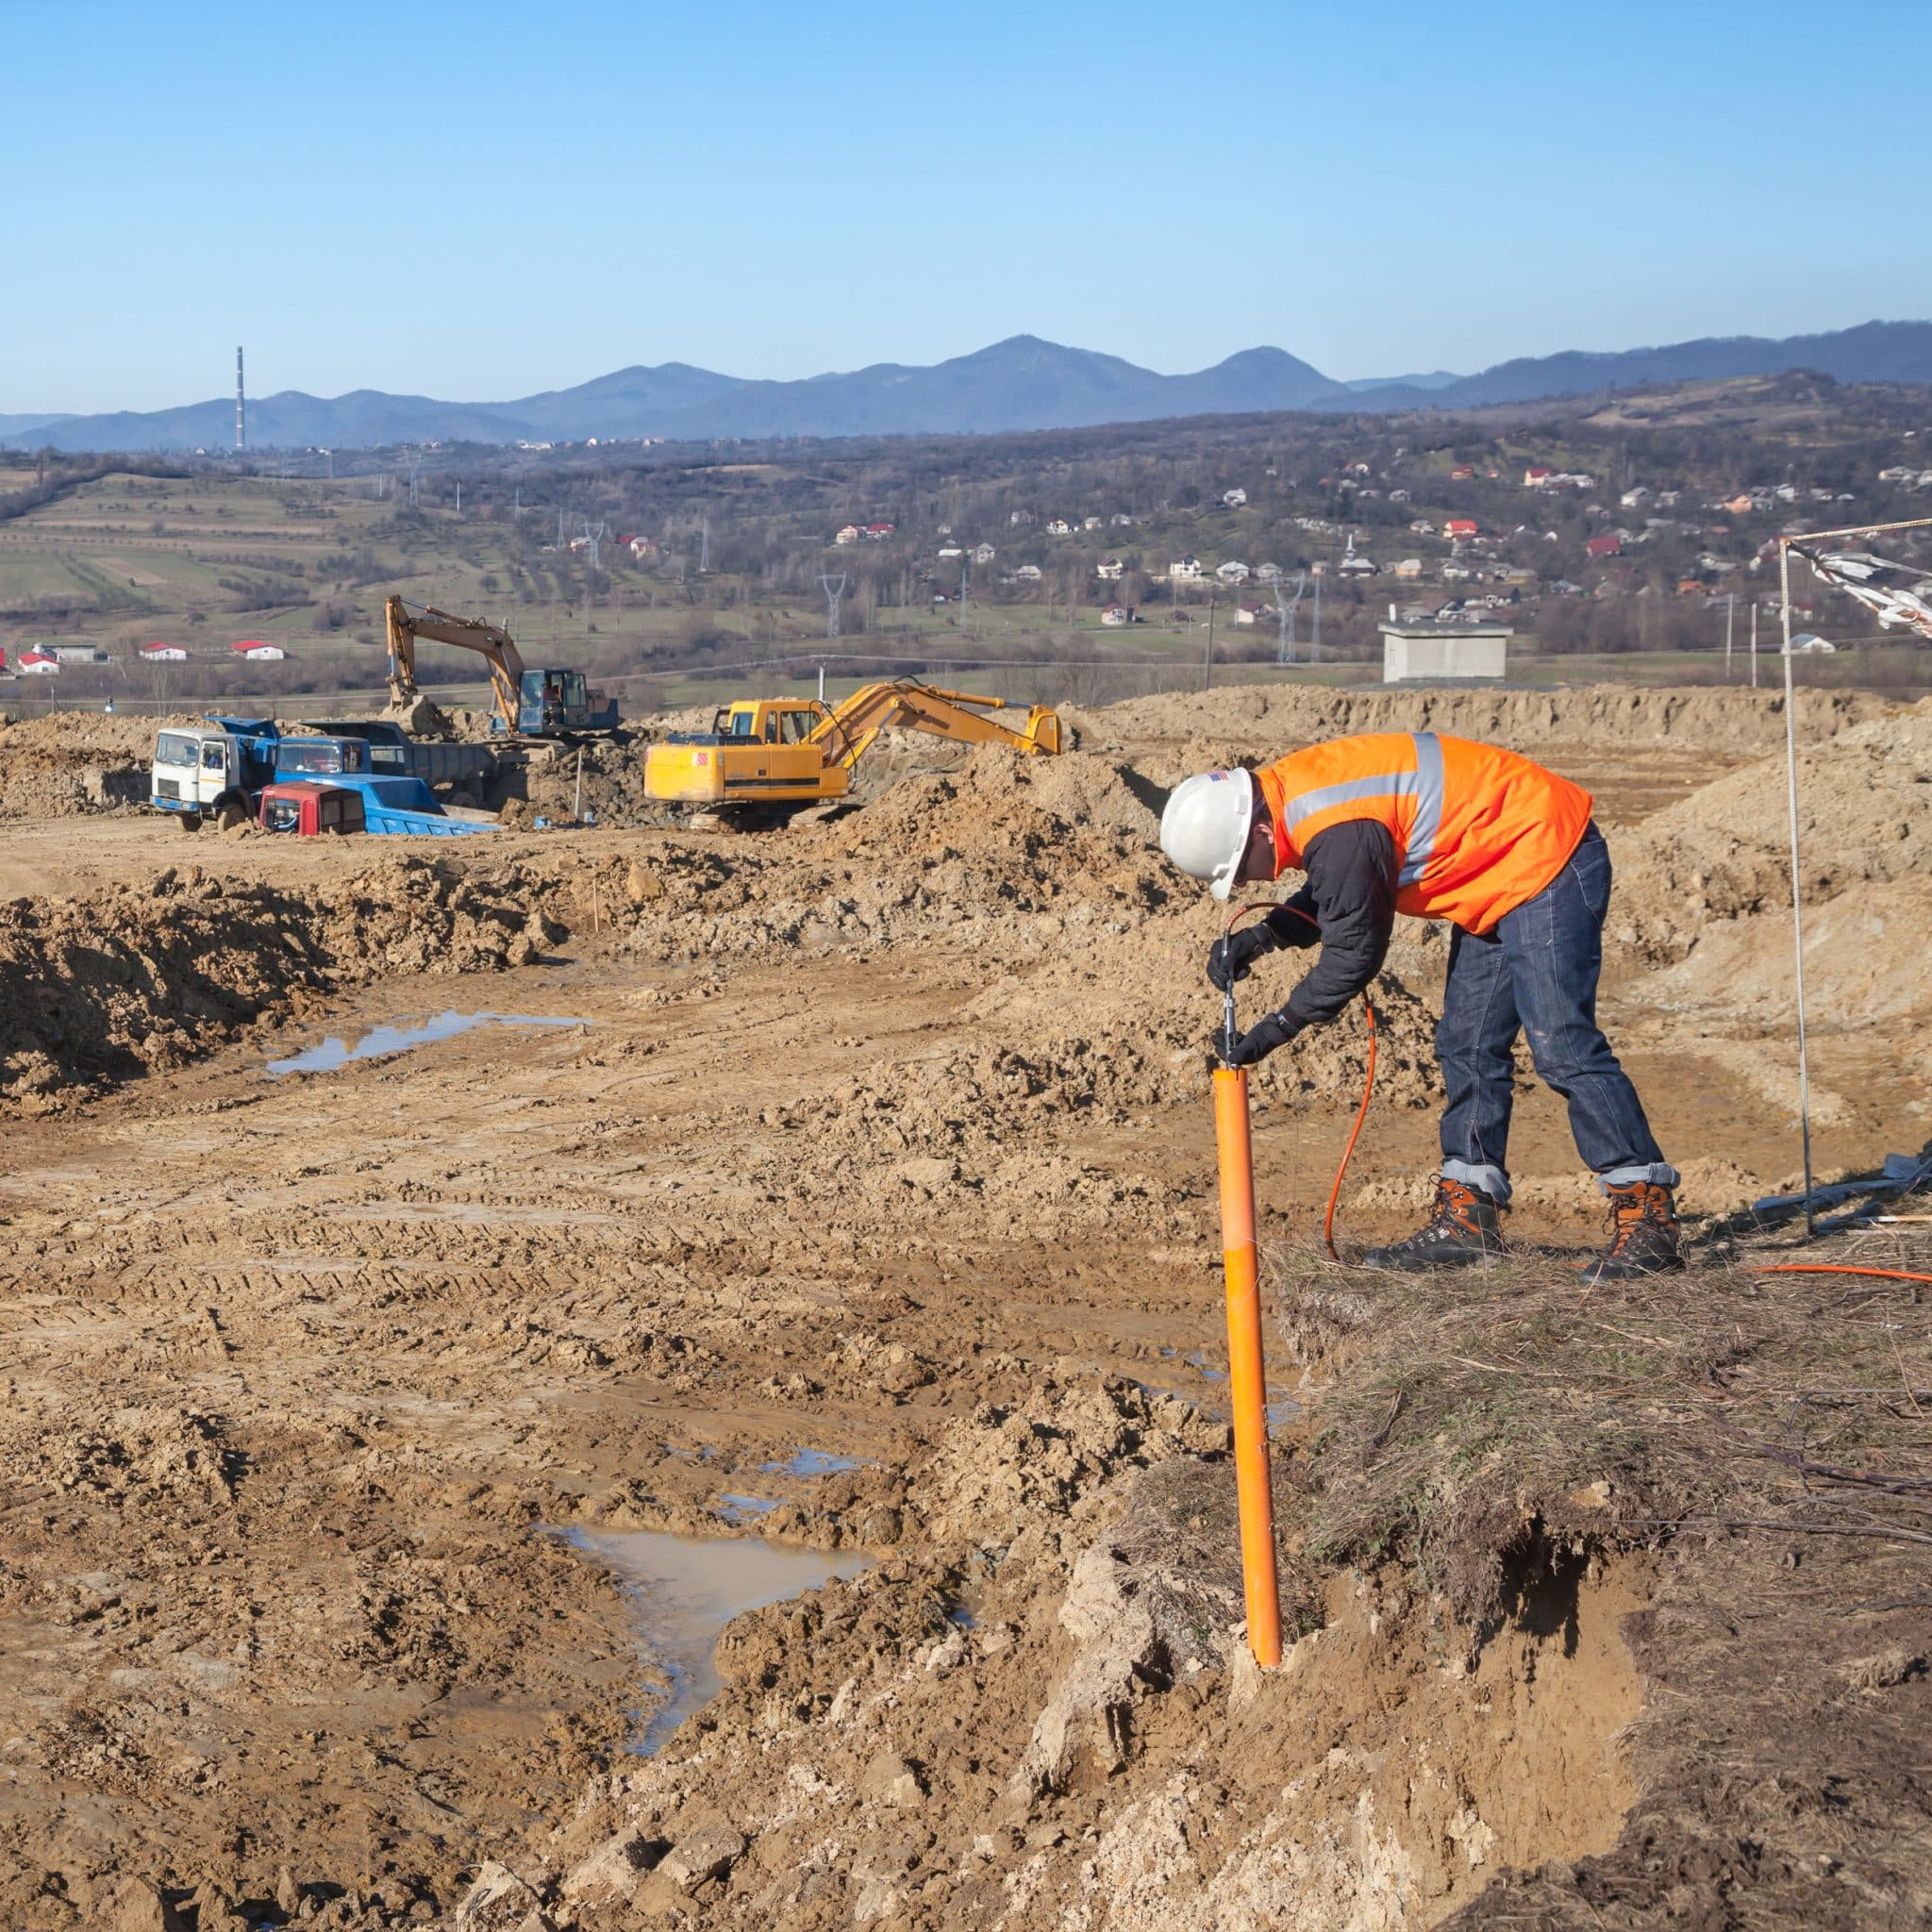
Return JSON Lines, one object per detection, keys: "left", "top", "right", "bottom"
{"left": 0, "top": 710, "right": 196, "bottom": 819}
{"left": 1612, "top": 706, "right": 1932, "bottom": 959}
{"left": 1648, "top": 875, "right": 1932, "bottom": 1027}
{"left": 1074, "top": 682, "right": 1899, "bottom": 769}
{"left": 0, "top": 854, "right": 563, "bottom": 1110}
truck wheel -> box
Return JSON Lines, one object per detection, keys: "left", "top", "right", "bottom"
{"left": 177, "top": 811, "right": 204, "bottom": 834}
{"left": 216, "top": 798, "right": 248, "bottom": 831}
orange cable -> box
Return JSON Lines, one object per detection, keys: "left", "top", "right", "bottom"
{"left": 1755, "top": 1264, "right": 1932, "bottom": 1286}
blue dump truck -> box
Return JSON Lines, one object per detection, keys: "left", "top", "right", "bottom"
{"left": 302, "top": 719, "right": 497, "bottom": 791}
{"left": 152, "top": 717, "right": 502, "bottom": 834}
{"left": 258, "top": 774, "right": 500, "bottom": 837}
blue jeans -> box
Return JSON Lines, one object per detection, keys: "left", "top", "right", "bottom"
{"left": 1437, "top": 824, "right": 1675, "bottom": 1203}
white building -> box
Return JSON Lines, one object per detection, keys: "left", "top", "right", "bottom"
{"left": 1380, "top": 618, "right": 1509, "bottom": 683}
{"left": 1222, "top": 488, "right": 1248, "bottom": 508}
{"left": 1215, "top": 559, "right": 1251, "bottom": 584}
{"left": 1169, "top": 557, "right": 1203, "bottom": 581}
{"left": 140, "top": 643, "right": 188, "bottom": 661}
{"left": 972, "top": 542, "right": 997, "bottom": 565}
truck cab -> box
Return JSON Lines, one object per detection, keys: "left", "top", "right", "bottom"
{"left": 258, "top": 781, "right": 367, "bottom": 836}
{"left": 150, "top": 727, "right": 254, "bottom": 824}
{"left": 272, "top": 736, "right": 372, "bottom": 779}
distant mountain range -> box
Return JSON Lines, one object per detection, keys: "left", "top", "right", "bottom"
{"left": 6, "top": 321, "right": 1929, "bottom": 453}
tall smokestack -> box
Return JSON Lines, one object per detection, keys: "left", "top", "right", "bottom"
{"left": 235, "top": 346, "right": 246, "bottom": 454}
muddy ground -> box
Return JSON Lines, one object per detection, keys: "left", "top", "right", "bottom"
{"left": 1, "top": 685, "right": 1928, "bottom": 1930}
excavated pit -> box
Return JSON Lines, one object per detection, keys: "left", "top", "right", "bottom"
{"left": 2, "top": 682, "right": 1929, "bottom": 1930}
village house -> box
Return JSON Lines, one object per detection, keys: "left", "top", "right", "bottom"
{"left": 629, "top": 536, "right": 659, "bottom": 560}
{"left": 1013, "top": 563, "right": 1042, "bottom": 582}
{"left": 1586, "top": 535, "right": 1623, "bottom": 560}
{"left": 1391, "top": 557, "right": 1424, "bottom": 579}
{"left": 1524, "top": 467, "right": 1554, "bottom": 488}
{"left": 1233, "top": 603, "right": 1263, "bottom": 625}
{"left": 1408, "top": 519, "right": 1437, "bottom": 536}
{"left": 18, "top": 650, "right": 59, "bottom": 675}
{"left": 140, "top": 643, "right": 188, "bottom": 661}
{"left": 1082, "top": 515, "right": 1104, "bottom": 530}
{"left": 1223, "top": 488, "right": 1248, "bottom": 508}
{"left": 1215, "top": 559, "right": 1251, "bottom": 584}
{"left": 973, "top": 542, "right": 997, "bottom": 565}
{"left": 862, "top": 523, "right": 895, "bottom": 541}
{"left": 1451, "top": 464, "right": 1475, "bottom": 480}
{"left": 233, "top": 641, "right": 288, "bottom": 661}
{"left": 1094, "top": 558, "right": 1124, "bottom": 581}
{"left": 1100, "top": 604, "right": 1130, "bottom": 627}
{"left": 1619, "top": 487, "right": 1651, "bottom": 508}
{"left": 834, "top": 525, "right": 861, "bottom": 545}
{"left": 1443, "top": 518, "right": 1479, "bottom": 541}
{"left": 1109, "top": 512, "right": 1135, "bottom": 527}
{"left": 50, "top": 645, "right": 108, "bottom": 664}
{"left": 1168, "top": 557, "right": 1204, "bottom": 581}
{"left": 1045, "top": 518, "right": 1073, "bottom": 537}
{"left": 938, "top": 544, "right": 963, "bottom": 559}
{"left": 1254, "top": 562, "right": 1283, "bottom": 582}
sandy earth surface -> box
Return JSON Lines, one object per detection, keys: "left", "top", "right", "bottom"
{"left": 1, "top": 685, "right": 1929, "bottom": 1930}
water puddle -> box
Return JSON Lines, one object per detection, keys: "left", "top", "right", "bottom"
{"left": 717, "top": 1493, "right": 780, "bottom": 1522}
{"left": 266, "top": 1009, "right": 586, "bottom": 1075}
{"left": 761, "top": 1447, "right": 864, "bottom": 1477}
{"left": 562, "top": 1527, "right": 869, "bottom": 1752}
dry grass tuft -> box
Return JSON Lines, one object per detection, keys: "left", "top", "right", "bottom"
{"left": 1266, "top": 1197, "right": 1932, "bottom": 1627}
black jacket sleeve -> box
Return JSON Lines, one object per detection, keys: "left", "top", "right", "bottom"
{"left": 1278, "top": 819, "right": 1397, "bottom": 1034}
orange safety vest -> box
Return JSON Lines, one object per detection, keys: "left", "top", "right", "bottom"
{"left": 1255, "top": 733, "right": 1593, "bottom": 934}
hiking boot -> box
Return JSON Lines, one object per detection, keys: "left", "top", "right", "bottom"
{"left": 1578, "top": 1181, "right": 1682, "bottom": 1283}
{"left": 1361, "top": 1177, "right": 1507, "bottom": 1273}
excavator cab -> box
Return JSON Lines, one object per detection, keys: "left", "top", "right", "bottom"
{"left": 514, "top": 668, "right": 619, "bottom": 738}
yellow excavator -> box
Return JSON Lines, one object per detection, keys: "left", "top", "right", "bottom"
{"left": 644, "top": 679, "right": 1062, "bottom": 810}
{"left": 383, "top": 595, "right": 618, "bottom": 738}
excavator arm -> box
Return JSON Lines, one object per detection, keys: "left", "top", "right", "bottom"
{"left": 808, "top": 680, "right": 1061, "bottom": 773}
{"left": 385, "top": 595, "right": 528, "bottom": 730}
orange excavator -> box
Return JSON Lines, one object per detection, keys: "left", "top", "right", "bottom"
{"left": 383, "top": 595, "right": 618, "bottom": 738}
{"left": 643, "top": 679, "right": 1062, "bottom": 811}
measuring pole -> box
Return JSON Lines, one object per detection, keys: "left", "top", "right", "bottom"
{"left": 574, "top": 745, "right": 584, "bottom": 823}
{"left": 1213, "top": 1068, "right": 1281, "bottom": 1666}
{"left": 1750, "top": 601, "right": 1758, "bottom": 689}
{"left": 1777, "top": 541, "right": 1815, "bottom": 1236}
{"left": 1724, "top": 593, "right": 1735, "bottom": 679}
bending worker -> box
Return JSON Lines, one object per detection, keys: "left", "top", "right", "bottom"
{"left": 1158, "top": 734, "right": 1680, "bottom": 1281}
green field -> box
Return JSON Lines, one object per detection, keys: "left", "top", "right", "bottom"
{"left": 3, "top": 461, "right": 1926, "bottom": 722}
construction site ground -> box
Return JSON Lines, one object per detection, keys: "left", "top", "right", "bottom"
{"left": 1, "top": 685, "right": 1929, "bottom": 1931}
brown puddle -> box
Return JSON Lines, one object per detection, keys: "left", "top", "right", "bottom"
{"left": 559, "top": 1528, "right": 871, "bottom": 1752}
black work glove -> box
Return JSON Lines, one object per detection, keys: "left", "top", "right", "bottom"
{"left": 1207, "top": 924, "right": 1276, "bottom": 991}
{"left": 1215, "top": 1011, "right": 1299, "bottom": 1068}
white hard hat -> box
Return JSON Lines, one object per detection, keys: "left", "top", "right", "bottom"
{"left": 1159, "top": 769, "right": 1256, "bottom": 902}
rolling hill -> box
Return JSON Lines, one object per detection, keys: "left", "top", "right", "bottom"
{"left": 7, "top": 321, "right": 1928, "bottom": 453}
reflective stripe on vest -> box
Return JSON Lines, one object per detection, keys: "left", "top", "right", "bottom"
{"left": 1277, "top": 731, "right": 1444, "bottom": 886}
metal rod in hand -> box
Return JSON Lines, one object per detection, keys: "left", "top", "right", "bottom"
{"left": 1212, "top": 1061, "right": 1282, "bottom": 1668}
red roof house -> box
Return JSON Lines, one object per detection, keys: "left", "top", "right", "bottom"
{"left": 1586, "top": 536, "right": 1623, "bottom": 559}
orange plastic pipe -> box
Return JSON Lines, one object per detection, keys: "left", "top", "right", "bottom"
{"left": 1213, "top": 1066, "right": 1282, "bottom": 1668}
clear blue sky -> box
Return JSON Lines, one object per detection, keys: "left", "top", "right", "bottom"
{"left": 8, "top": 0, "right": 1929, "bottom": 413}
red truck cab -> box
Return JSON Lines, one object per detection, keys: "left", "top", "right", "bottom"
{"left": 258, "top": 781, "right": 367, "bottom": 836}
